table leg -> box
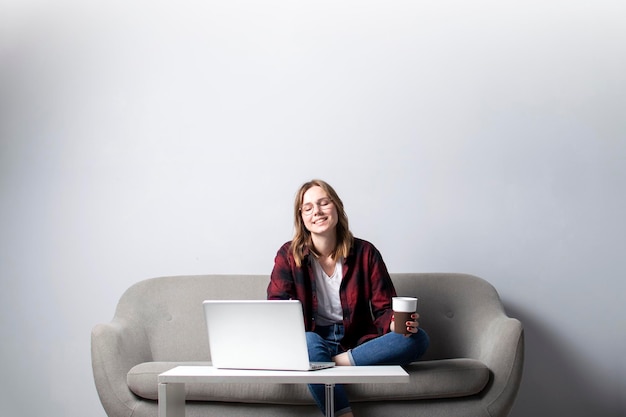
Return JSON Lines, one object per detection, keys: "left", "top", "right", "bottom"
{"left": 325, "top": 383, "right": 335, "bottom": 417}
{"left": 158, "top": 382, "right": 185, "bottom": 417}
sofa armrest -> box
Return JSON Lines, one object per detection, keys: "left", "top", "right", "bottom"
{"left": 91, "top": 320, "right": 153, "bottom": 417}
{"left": 477, "top": 316, "right": 525, "bottom": 416}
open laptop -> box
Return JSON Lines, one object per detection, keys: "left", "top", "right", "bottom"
{"left": 202, "top": 300, "right": 335, "bottom": 371}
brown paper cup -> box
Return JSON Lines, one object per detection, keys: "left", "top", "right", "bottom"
{"left": 392, "top": 297, "right": 418, "bottom": 335}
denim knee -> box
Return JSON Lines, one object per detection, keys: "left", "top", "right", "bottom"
{"left": 395, "top": 327, "right": 430, "bottom": 363}
{"left": 349, "top": 328, "right": 430, "bottom": 366}
{"left": 413, "top": 327, "right": 430, "bottom": 360}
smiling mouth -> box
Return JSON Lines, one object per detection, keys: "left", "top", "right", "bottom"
{"left": 313, "top": 217, "right": 328, "bottom": 225}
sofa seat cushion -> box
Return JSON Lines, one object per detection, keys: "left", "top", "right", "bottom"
{"left": 127, "top": 358, "right": 489, "bottom": 404}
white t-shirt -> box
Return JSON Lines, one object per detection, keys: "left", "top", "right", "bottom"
{"left": 312, "top": 258, "right": 344, "bottom": 326}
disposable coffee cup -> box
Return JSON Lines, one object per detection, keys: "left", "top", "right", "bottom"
{"left": 392, "top": 297, "right": 418, "bottom": 334}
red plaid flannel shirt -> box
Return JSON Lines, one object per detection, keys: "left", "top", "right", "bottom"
{"left": 267, "top": 238, "right": 396, "bottom": 349}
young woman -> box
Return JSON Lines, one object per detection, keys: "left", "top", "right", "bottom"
{"left": 268, "top": 179, "right": 429, "bottom": 416}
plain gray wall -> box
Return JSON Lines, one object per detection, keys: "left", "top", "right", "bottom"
{"left": 1, "top": 1, "right": 624, "bottom": 416}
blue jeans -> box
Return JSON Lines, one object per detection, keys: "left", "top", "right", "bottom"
{"left": 306, "top": 324, "right": 429, "bottom": 416}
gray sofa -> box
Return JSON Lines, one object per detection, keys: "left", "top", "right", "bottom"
{"left": 91, "top": 273, "right": 524, "bottom": 417}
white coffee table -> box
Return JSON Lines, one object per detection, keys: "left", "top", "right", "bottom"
{"left": 158, "top": 365, "right": 409, "bottom": 417}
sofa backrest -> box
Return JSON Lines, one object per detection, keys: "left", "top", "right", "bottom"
{"left": 391, "top": 273, "right": 505, "bottom": 361}
{"left": 113, "top": 273, "right": 504, "bottom": 362}
{"left": 114, "top": 275, "right": 268, "bottom": 361}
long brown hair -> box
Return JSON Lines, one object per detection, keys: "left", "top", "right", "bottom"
{"left": 291, "top": 179, "right": 354, "bottom": 267}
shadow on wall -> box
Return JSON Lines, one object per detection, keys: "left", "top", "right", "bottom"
{"left": 505, "top": 303, "right": 620, "bottom": 417}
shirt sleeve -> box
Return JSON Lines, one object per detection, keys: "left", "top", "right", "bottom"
{"left": 267, "top": 242, "right": 296, "bottom": 300}
{"left": 367, "top": 245, "right": 396, "bottom": 333}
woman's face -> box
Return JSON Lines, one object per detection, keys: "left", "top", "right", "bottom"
{"left": 300, "top": 185, "right": 338, "bottom": 237}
